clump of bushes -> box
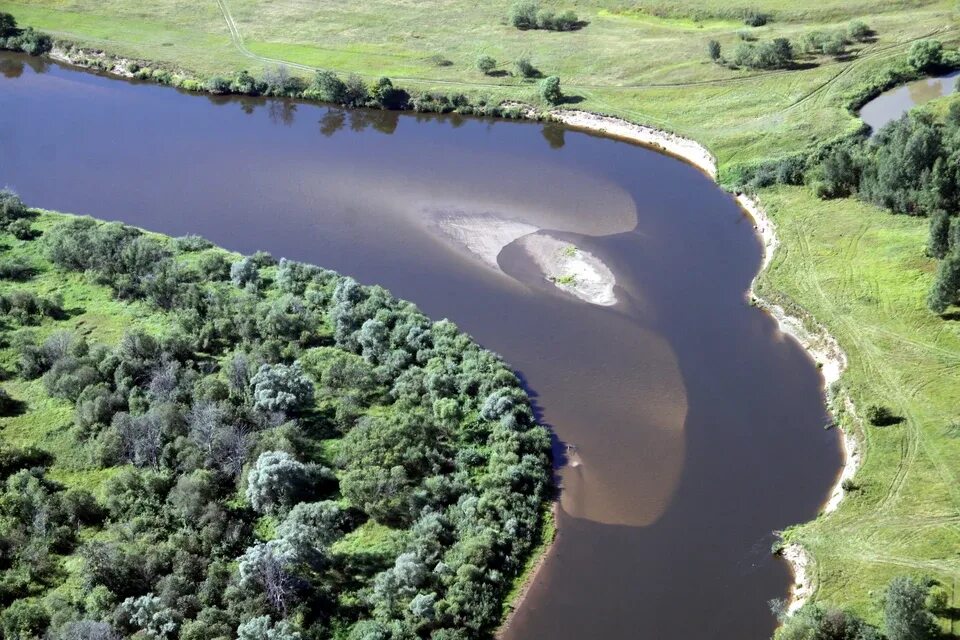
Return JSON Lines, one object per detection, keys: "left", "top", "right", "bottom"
{"left": 509, "top": 0, "right": 581, "bottom": 31}
{"left": 799, "top": 29, "right": 849, "bottom": 57}
{"left": 0, "top": 13, "right": 52, "bottom": 56}
{"left": 733, "top": 37, "right": 794, "bottom": 69}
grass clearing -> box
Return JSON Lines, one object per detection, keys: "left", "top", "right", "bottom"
{"left": 2, "top": 0, "right": 960, "bottom": 629}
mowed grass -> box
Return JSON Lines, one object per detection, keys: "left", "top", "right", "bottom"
{"left": 2, "top": 0, "right": 960, "bottom": 628}
{"left": 758, "top": 186, "right": 960, "bottom": 627}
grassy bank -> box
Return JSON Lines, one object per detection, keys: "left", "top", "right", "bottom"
{"left": 760, "top": 186, "right": 960, "bottom": 629}
{"left": 2, "top": 0, "right": 960, "bottom": 632}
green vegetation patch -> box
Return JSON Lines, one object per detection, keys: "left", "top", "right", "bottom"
{"left": 0, "top": 194, "right": 551, "bottom": 639}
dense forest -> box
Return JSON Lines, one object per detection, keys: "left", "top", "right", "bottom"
{"left": 0, "top": 193, "right": 551, "bottom": 639}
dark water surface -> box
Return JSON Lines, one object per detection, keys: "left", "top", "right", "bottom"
{"left": 0, "top": 52, "right": 840, "bottom": 639}
{"left": 859, "top": 70, "right": 960, "bottom": 133}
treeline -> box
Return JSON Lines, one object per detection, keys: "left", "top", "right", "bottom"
{"left": 809, "top": 106, "right": 960, "bottom": 313}
{"left": 0, "top": 193, "right": 551, "bottom": 639}
{"left": 776, "top": 575, "right": 946, "bottom": 640}
{"left": 1, "top": 12, "right": 566, "bottom": 113}
{"left": 708, "top": 19, "right": 873, "bottom": 70}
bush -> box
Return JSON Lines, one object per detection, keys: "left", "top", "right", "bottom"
{"left": 476, "top": 55, "right": 497, "bottom": 75}
{"left": 733, "top": 38, "right": 794, "bottom": 69}
{"left": 515, "top": 56, "right": 538, "bottom": 78}
{"left": 708, "top": 40, "right": 721, "bottom": 62}
{"left": 509, "top": 1, "right": 540, "bottom": 29}
{"left": 908, "top": 39, "right": 943, "bottom": 72}
{"left": 865, "top": 403, "right": 897, "bottom": 426}
{"left": 848, "top": 20, "right": 871, "bottom": 42}
{"left": 539, "top": 75, "right": 562, "bottom": 105}
{"left": 370, "top": 77, "right": 408, "bottom": 109}
{"left": 8, "top": 218, "right": 35, "bottom": 240}
{"left": 174, "top": 234, "right": 212, "bottom": 252}
{"left": 205, "top": 75, "right": 231, "bottom": 94}
{"left": 743, "top": 11, "right": 769, "bottom": 27}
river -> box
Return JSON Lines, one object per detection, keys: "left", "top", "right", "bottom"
{"left": 0, "top": 52, "right": 841, "bottom": 639}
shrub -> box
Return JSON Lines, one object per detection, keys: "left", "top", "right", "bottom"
{"left": 908, "top": 39, "right": 943, "bottom": 72}
{"left": 370, "top": 77, "right": 408, "bottom": 109}
{"left": 509, "top": 1, "right": 540, "bottom": 29}
{"left": 515, "top": 56, "right": 538, "bottom": 78}
{"left": 205, "top": 76, "right": 231, "bottom": 94}
{"left": 865, "top": 403, "right": 897, "bottom": 426}
{"left": 8, "top": 218, "right": 35, "bottom": 240}
{"left": 848, "top": 20, "right": 871, "bottom": 42}
{"left": 707, "top": 40, "right": 721, "bottom": 62}
{"left": 743, "top": 11, "right": 769, "bottom": 27}
{"left": 174, "top": 234, "right": 212, "bottom": 252}
{"left": 539, "top": 75, "right": 562, "bottom": 105}
{"left": 476, "top": 55, "right": 497, "bottom": 75}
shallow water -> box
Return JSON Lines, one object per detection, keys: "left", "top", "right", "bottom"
{"left": 0, "top": 52, "right": 841, "bottom": 639}
{"left": 859, "top": 70, "right": 960, "bottom": 133}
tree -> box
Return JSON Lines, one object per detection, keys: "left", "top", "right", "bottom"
{"left": 928, "top": 250, "right": 960, "bottom": 313}
{"left": 246, "top": 450, "right": 322, "bottom": 514}
{"left": 476, "top": 55, "right": 497, "bottom": 75}
{"left": 311, "top": 70, "right": 347, "bottom": 104}
{"left": 120, "top": 593, "right": 179, "bottom": 639}
{"left": 908, "top": 39, "right": 943, "bottom": 71}
{"left": 927, "top": 210, "right": 951, "bottom": 258}
{"left": 230, "top": 256, "right": 259, "bottom": 288}
{"left": 250, "top": 362, "right": 314, "bottom": 414}
{"left": 884, "top": 576, "right": 938, "bottom": 640}
{"left": 237, "top": 616, "right": 302, "bottom": 640}
{"left": 707, "top": 40, "right": 721, "bottom": 62}
{"left": 238, "top": 540, "right": 300, "bottom": 614}
{"left": 0, "top": 12, "right": 17, "bottom": 38}
{"left": 539, "top": 76, "right": 562, "bottom": 105}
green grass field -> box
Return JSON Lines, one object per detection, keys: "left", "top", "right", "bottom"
{"left": 2, "top": 0, "right": 960, "bottom": 630}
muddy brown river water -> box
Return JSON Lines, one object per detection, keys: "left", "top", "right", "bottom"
{"left": 0, "top": 52, "right": 841, "bottom": 639}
